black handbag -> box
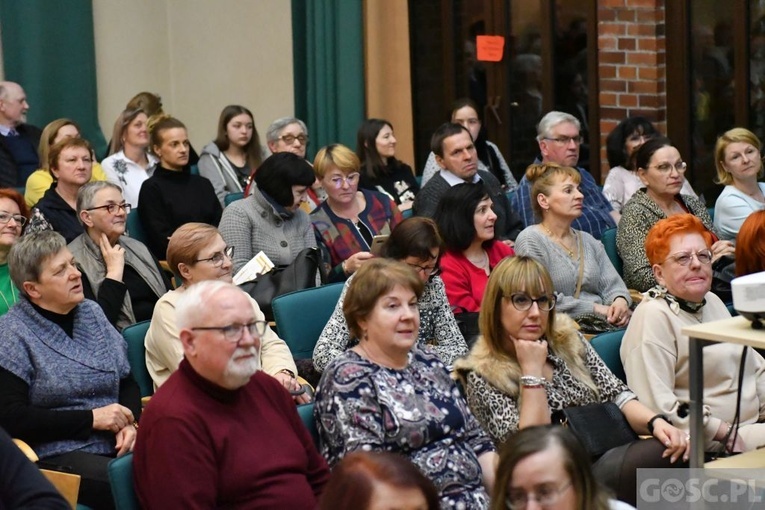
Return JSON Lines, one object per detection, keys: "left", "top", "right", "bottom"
{"left": 454, "top": 308, "right": 480, "bottom": 348}
{"left": 238, "top": 247, "right": 324, "bottom": 321}
{"left": 552, "top": 402, "right": 638, "bottom": 459}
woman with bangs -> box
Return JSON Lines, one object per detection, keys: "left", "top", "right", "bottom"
{"left": 735, "top": 210, "right": 765, "bottom": 276}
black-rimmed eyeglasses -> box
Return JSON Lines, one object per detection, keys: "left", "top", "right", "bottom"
{"left": 406, "top": 262, "right": 441, "bottom": 278}
{"left": 506, "top": 293, "right": 557, "bottom": 312}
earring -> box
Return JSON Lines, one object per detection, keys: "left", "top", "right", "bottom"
{"left": 363, "top": 330, "right": 368, "bottom": 341}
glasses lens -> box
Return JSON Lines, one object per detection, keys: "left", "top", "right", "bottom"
{"left": 247, "top": 321, "right": 267, "bottom": 337}
{"left": 221, "top": 324, "right": 244, "bottom": 341}
{"left": 697, "top": 250, "right": 712, "bottom": 264}
{"left": 224, "top": 246, "right": 235, "bottom": 259}
{"left": 511, "top": 294, "right": 532, "bottom": 311}
{"left": 538, "top": 296, "right": 555, "bottom": 311}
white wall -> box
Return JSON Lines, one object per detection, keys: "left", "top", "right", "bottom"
{"left": 93, "top": 0, "right": 294, "bottom": 151}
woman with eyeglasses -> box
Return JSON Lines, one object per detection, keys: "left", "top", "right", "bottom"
{"left": 622, "top": 215, "right": 765, "bottom": 457}
{"left": 454, "top": 256, "right": 688, "bottom": 505}
{"left": 68, "top": 182, "right": 171, "bottom": 330}
{"left": 616, "top": 137, "right": 734, "bottom": 292}
{"left": 144, "top": 223, "right": 305, "bottom": 401}
{"left": 311, "top": 144, "right": 402, "bottom": 283}
{"left": 198, "top": 105, "right": 265, "bottom": 207}
{"left": 313, "top": 217, "right": 467, "bottom": 373}
{"left": 0, "top": 188, "right": 30, "bottom": 316}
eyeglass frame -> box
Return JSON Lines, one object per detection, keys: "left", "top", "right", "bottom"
{"left": 405, "top": 262, "right": 441, "bottom": 278}
{"left": 191, "top": 321, "right": 268, "bottom": 342}
{"left": 647, "top": 161, "right": 687, "bottom": 174}
{"left": 506, "top": 480, "right": 573, "bottom": 509}
{"left": 542, "top": 135, "right": 583, "bottom": 146}
{"left": 194, "top": 245, "right": 235, "bottom": 267}
{"left": 328, "top": 172, "right": 361, "bottom": 189}
{"left": 278, "top": 133, "right": 309, "bottom": 145}
{"left": 85, "top": 202, "right": 132, "bottom": 215}
{"left": 0, "top": 212, "right": 27, "bottom": 227}
{"left": 662, "top": 249, "right": 713, "bottom": 266}
{"left": 505, "top": 292, "right": 557, "bottom": 312}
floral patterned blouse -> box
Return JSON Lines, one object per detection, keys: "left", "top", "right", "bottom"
{"left": 315, "top": 347, "right": 494, "bottom": 509}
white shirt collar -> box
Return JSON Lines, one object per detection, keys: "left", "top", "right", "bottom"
{"left": 440, "top": 169, "right": 481, "bottom": 186}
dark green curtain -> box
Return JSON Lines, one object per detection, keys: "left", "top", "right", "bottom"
{"left": 292, "top": 0, "right": 365, "bottom": 160}
{"left": 0, "top": 0, "right": 106, "bottom": 156}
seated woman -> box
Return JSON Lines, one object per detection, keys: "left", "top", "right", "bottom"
{"left": 735, "top": 210, "right": 765, "bottom": 276}
{"left": 0, "top": 231, "right": 141, "bottom": 509}
{"left": 713, "top": 128, "right": 765, "bottom": 242}
{"left": 453, "top": 256, "right": 688, "bottom": 504}
{"left": 219, "top": 152, "right": 317, "bottom": 273}
{"left": 434, "top": 182, "right": 514, "bottom": 312}
{"left": 602, "top": 116, "right": 695, "bottom": 213}
{"left": 616, "top": 137, "right": 734, "bottom": 292}
{"left": 144, "top": 223, "right": 307, "bottom": 402}
{"left": 622, "top": 214, "right": 765, "bottom": 454}
{"left": 314, "top": 259, "right": 497, "bottom": 507}
{"left": 69, "top": 181, "right": 172, "bottom": 330}
{"left": 515, "top": 163, "right": 631, "bottom": 331}
{"left": 26, "top": 138, "right": 94, "bottom": 243}
{"left": 101, "top": 108, "right": 158, "bottom": 209}
{"left": 320, "top": 451, "right": 439, "bottom": 510}
{"left": 198, "top": 105, "right": 264, "bottom": 207}
{"left": 421, "top": 98, "right": 517, "bottom": 190}
{"left": 24, "top": 118, "right": 108, "bottom": 208}
{"left": 0, "top": 188, "right": 28, "bottom": 316}
{"left": 313, "top": 217, "right": 468, "bottom": 373}
{"left": 356, "top": 118, "right": 418, "bottom": 211}
{"left": 492, "top": 425, "right": 634, "bottom": 510}
{"left": 310, "top": 144, "right": 402, "bottom": 282}
{"left": 137, "top": 116, "right": 222, "bottom": 260}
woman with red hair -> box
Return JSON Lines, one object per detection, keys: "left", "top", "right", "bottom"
{"left": 0, "top": 188, "right": 29, "bottom": 315}
{"left": 735, "top": 210, "right": 765, "bottom": 276}
{"left": 622, "top": 214, "right": 765, "bottom": 455}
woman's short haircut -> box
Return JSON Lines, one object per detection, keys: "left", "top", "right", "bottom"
{"left": 490, "top": 425, "right": 611, "bottom": 510}
{"left": 605, "top": 116, "right": 658, "bottom": 169}
{"left": 735, "top": 210, "right": 765, "bottom": 277}
{"left": 266, "top": 117, "right": 308, "bottom": 144}
{"left": 714, "top": 128, "right": 764, "bottom": 185}
{"left": 254, "top": 152, "right": 315, "bottom": 207}
{"left": 313, "top": 144, "right": 360, "bottom": 179}
{"left": 633, "top": 136, "right": 673, "bottom": 173}
{"left": 433, "top": 183, "right": 491, "bottom": 252}
{"left": 108, "top": 108, "right": 146, "bottom": 156}
{"left": 167, "top": 223, "right": 222, "bottom": 282}
{"left": 0, "top": 187, "right": 30, "bottom": 220}
{"left": 49, "top": 138, "right": 93, "bottom": 177}
{"left": 381, "top": 217, "right": 443, "bottom": 262}
{"left": 343, "top": 259, "right": 424, "bottom": 341}
{"left": 126, "top": 92, "right": 163, "bottom": 117}
{"left": 525, "top": 162, "right": 581, "bottom": 220}
{"left": 76, "top": 181, "right": 124, "bottom": 218}
{"left": 213, "top": 105, "right": 263, "bottom": 170}
{"left": 8, "top": 231, "right": 67, "bottom": 298}
{"left": 39, "top": 118, "right": 81, "bottom": 170}
{"left": 645, "top": 214, "right": 714, "bottom": 266}
{"left": 320, "top": 451, "right": 440, "bottom": 510}
{"left": 430, "top": 122, "right": 471, "bottom": 158}
{"left": 356, "top": 118, "right": 393, "bottom": 180}
{"left": 536, "top": 111, "right": 580, "bottom": 142}
{"left": 149, "top": 116, "right": 186, "bottom": 155}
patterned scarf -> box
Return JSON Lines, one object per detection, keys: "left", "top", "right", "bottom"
{"left": 645, "top": 285, "right": 706, "bottom": 314}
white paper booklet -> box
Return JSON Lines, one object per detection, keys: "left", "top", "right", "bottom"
{"left": 233, "top": 251, "right": 275, "bottom": 285}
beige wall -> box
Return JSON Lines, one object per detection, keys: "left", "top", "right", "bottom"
{"left": 93, "top": 0, "right": 294, "bottom": 151}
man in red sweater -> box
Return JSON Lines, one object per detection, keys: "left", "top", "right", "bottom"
{"left": 133, "top": 280, "right": 329, "bottom": 508}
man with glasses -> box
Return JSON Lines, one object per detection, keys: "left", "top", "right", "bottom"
{"left": 134, "top": 280, "right": 330, "bottom": 508}
{"left": 510, "top": 111, "right": 618, "bottom": 239}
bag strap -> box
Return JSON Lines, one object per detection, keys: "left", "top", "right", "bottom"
{"left": 573, "top": 231, "right": 585, "bottom": 299}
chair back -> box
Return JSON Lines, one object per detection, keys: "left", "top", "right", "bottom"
{"left": 271, "top": 283, "right": 344, "bottom": 359}
{"left": 224, "top": 191, "right": 244, "bottom": 206}
{"left": 600, "top": 227, "right": 623, "bottom": 277}
{"left": 297, "top": 402, "right": 320, "bottom": 448}
{"left": 126, "top": 210, "right": 147, "bottom": 244}
{"left": 590, "top": 329, "right": 627, "bottom": 384}
{"left": 122, "top": 321, "right": 153, "bottom": 398}
{"left": 108, "top": 453, "right": 140, "bottom": 510}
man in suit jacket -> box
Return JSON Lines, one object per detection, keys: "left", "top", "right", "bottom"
{"left": 0, "top": 82, "right": 42, "bottom": 187}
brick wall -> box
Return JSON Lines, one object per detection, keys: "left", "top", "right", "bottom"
{"left": 597, "top": 0, "right": 666, "bottom": 178}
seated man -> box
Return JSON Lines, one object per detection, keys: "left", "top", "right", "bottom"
{"left": 134, "top": 280, "right": 329, "bottom": 508}
{"left": 413, "top": 122, "right": 523, "bottom": 242}
{"left": 0, "top": 81, "right": 42, "bottom": 187}
{"left": 510, "top": 111, "right": 617, "bottom": 239}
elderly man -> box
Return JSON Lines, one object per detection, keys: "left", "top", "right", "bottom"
{"left": 134, "top": 280, "right": 329, "bottom": 508}
{"left": 0, "top": 81, "right": 42, "bottom": 187}
{"left": 510, "top": 111, "right": 618, "bottom": 239}
{"left": 413, "top": 122, "right": 523, "bottom": 242}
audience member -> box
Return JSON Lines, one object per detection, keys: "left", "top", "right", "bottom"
{"left": 356, "top": 118, "right": 419, "bottom": 210}
{"left": 24, "top": 118, "right": 108, "bottom": 208}
{"left": 134, "top": 280, "right": 329, "bottom": 508}
{"left": 413, "top": 123, "right": 522, "bottom": 241}
{"left": 0, "top": 232, "right": 141, "bottom": 509}
{"left": 622, "top": 214, "right": 765, "bottom": 453}
{"left": 617, "top": 137, "right": 733, "bottom": 292}
{"left": 319, "top": 451, "right": 440, "bottom": 510}
{"left": 713, "top": 127, "right": 765, "bottom": 241}
{"left": 421, "top": 98, "right": 517, "bottom": 189}
{"left": 101, "top": 108, "right": 158, "bottom": 208}
{"left": 69, "top": 182, "right": 171, "bottom": 330}
{"left": 26, "top": 138, "right": 93, "bottom": 242}
{"left": 315, "top": 259, "right": 497, "bottom": 508}
{"left": 433, "top": 183, "right": 514, "bottom": 313}
{"left": 198, "top": 105, "right": 264, "bottom": 207}
{"left": 0, "top": 188, "right": 28, "bottom": 316}
{"left": 314, "top": 217, "right": 467, "bottom": 372}
{"left": 515, "top": 163, "right": 631, "bottom": 331}
{"left": 144, "top": 223, "right": 303, "bottom": 399}
{"left": 219, "top": 152, "right": 316, "bottom": 273}
{"left": 735, "top": 209, "right": 765, "bottom": 276}
{"left": 311, "top": 144, "right": 402, "bottom": 282}
{"left": 511, "top": 111, "right": 617, "bottom": 239}
{"left": 137, "top": 116, "right": 222, "bottom": 260}
{"left": 0, "top": 81, "right": 41, "bottom": 187}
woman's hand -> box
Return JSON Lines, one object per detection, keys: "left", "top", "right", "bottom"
{"left": 710, "top": 240, "right": 735, "bottom": 263}
{"left": 514, "top": 338, "right": 548, "bottom": 376}
{"left": 652, "top": 419, "right": 690, "bottom": 463}
{"left": 714, "top": 421, "right": 747, "bottom": 453}
{"left": 92, "top": 404, "right": 134, "bottom": 433}
{"left": 99, "top": 233, "right": 125, "bottom": 281}
{"left": 114, "top": 423, "right": 137, "bottom": 457}
{"left": 273, "top": 371, "right": 312, "bottom": 405}
{"left": 343, "top": 251, "right": 375, "bottom": 275}
{"left": 605, "top": 297, "right": 631, "bottom": 326}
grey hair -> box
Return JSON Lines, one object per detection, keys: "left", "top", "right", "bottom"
{"left": 76, "top": 181, "right": 124, "bottom": 219}
{"left": 266, "top": 117, "right": 308, "bottom": 144}
{"left": 176, "top": 280, "right": 241, "bottom": 330}
{"left": 536, "top": 111, "right": 581, "bottom": 142}
{"left": 8, "top": 231, "right": 67, "bottom": 298}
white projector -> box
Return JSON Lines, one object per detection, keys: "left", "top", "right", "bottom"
{"left": 732, "top": 271, "right": 765, "bottom": 329}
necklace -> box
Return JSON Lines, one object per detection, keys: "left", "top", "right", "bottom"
{"left": 467, "top": 250, "right": 490, "bottom": 270}
{"left": 541, "top": 224, "right": 577, "bottom": 258}
{"left": 0, "top": 284, "right": 17, "bottom": 310}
